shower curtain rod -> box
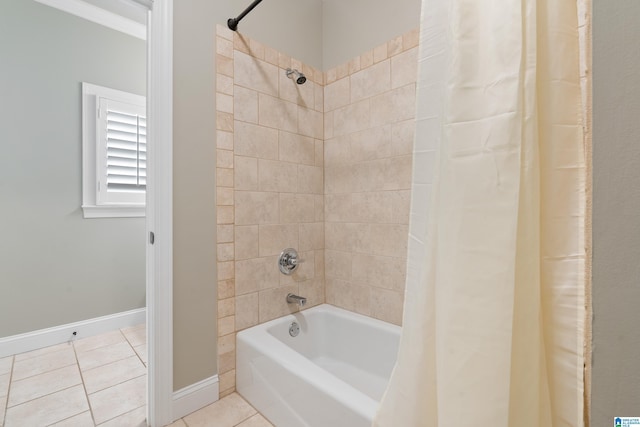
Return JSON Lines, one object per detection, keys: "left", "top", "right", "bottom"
{"left": 227, "top": 0, "right": 264, "bottom": 31}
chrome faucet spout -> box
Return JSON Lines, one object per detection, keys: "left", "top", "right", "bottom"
{"left": 286, "top": 293, "right": 307, "bottom": 307}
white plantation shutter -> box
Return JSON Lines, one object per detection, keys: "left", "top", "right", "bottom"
{"left": 81, "top": 83, "right": 146, "bottom": 218}
{"left": 106, "top": 109, "right": 147, "bottom": 192}
{"left": 97, "top": 98, "right": 146, "bottom": 205}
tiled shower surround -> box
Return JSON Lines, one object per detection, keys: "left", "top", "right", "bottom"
{"left": 324, "top": 32, "right": 418, "bottom": 325}
{"left": 215, "top": 25, "right": 419, "bottom": 396}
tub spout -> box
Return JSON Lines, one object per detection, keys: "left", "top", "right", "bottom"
{"left": 286, "top": 293, "right": 307, "bottom": 307}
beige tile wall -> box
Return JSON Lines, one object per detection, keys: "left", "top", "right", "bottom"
{"left": 323, "top": 30, "right": 419, "bottom": 326}
{"left": 215, "top": 25, "right": 325, "bottom": 397}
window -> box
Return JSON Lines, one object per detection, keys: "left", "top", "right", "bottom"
{"left": 82, "top": 83, "right": 146, "bottom": 218}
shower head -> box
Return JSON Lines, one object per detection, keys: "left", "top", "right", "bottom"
{"left": 286, "top": 68, "right": 307, "bottom": 85}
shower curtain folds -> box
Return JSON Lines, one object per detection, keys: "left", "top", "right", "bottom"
{"left": 374, "top": 0, "right": 586, "bottom": 426}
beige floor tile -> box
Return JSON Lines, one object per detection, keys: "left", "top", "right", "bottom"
{"left": 8, "top": 364, "right": 82, "bottom": 407}
{"left": 4, "top": 384, "right": 89, "bottom": 427}
{"left": 183, "top": 393, "right": 256, "bottom": 427}
{"left": 73, "top": 330, "right": 126, "bottom": 354}
{"left": 0, "top": 356, "right": 12, "bottom": 375}
{"left": 133, "top": 344, "right": 147, "bottom": 365}
{"left": 81, "top": 355, "right": 146, "bottom": 395}
{"left": 0, "top": 373, "right": 9, "bottom": 397}
{"left": 88, "top": 376, "right": 146, "bottom": 425}
{"left": 14, "top": 343, "right": 70, "bottom": 362}
{"left": 121, "top": 324, "right": 146, "bottom": 347}
{"left": 97, "top": 405, "right": 146, "bottom": 427}
{"left": 0, "top": 394, "right": 6, "bottom": 425}
{"left": 165, "top": 419, "right": 187, "bottom": 427}
{"left": 49, "top": 411, "right": 95, "bottom": 426}
{"left": 236, "top": 413, "right": 275, "bottom": 427}
{"left": 11, "top": 347, "right": 76, "bottom": 381}
{"left": 77, "top": 341, "right": 136, "bottom": 372}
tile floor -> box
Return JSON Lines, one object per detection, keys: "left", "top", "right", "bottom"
{"left": 0, "top": 324, "right": 147, "bottom": 426}
{"left": 0, "top": 326, "right": 272, "bottom": 427}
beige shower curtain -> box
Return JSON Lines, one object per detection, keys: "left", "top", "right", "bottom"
{"left": 374, "top": 0, "right": 585, "bottom": 426}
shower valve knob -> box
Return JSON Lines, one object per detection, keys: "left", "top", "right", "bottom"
{"left": 278, "top": 248, "right": 300, "bottom": 275}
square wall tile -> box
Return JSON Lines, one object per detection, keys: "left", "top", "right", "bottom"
{"left": 259, "top": 285, "right": 299, "bottom": 323}
{"left": 258, "top": 159, "right": 298, "bottom": 193}
{"left": 371, "top": 288, "right": 404, "bottom": 325}
{"left": 350, "top": 60, "right": 391, "bottom": 103}
{"left": 299, "top": 223, "right": 324, "bottom": 251}
{"left": 236, "top": 257, "right": 280, "bottom": 295}
{"left": 235, "top": 225, "right": 259, "bottom": 260}
{"left": 258, "top": 94, "right": 298, "bottom": 133}
{"left": 297, "top": 165, "right": 323, "bottom": 194}
{"left": 279, "top": 131, "right": 315, "bottom": 166}
{"left": 236, "top": 293, "right": 259, "bottom": 330}
{"left": 234, "top": 85, "right": 259, "bottom": 124}
{"left": 258, "top": 224, "right": 299, "bottom": 257}
{"left": 279, "top": 193, "right": 315, "bottom": 224}
{"left": 298, "top": 107, "right": 323, "bottom": 139}
{"left": 235, "top": 192, "right": 279, "bottom": 225}
{"left": 234, "top": 156, "right": 258, "bottom": 191}
{"left": 235, "top": 51, "right": 278, "bottom": 96}
{"left": 391, "top": 47, "right": 418, "bottom": 89}
{"left": 234, "top": 121, "right": 278, "bottom": 160}
{"left": 324, "top": 78, "right": 350, "bottom": 112}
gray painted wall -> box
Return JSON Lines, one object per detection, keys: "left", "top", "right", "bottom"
{"left": 0, "top": 0, "right": 146, "bottom": 337}
{"left": 172, "top": 0, "right": 325, "bottom": 392}
{"left": 173, "top": 0, "right": 218, "bottom": 391}
{"left": 211, "top": 0, "right": 324, "bottom": 69}
{"left": 322, "top": 0, "right": 421, "bottom": 69}
{"left": 592, "top": 1, "right": 640, "bottom": 423}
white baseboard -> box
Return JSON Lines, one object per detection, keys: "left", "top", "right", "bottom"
{"left": 172, "top": 375, "right": 220, "bottom": 420}
{"left": 0, "top": 308, "right": 146, "bottom": 358}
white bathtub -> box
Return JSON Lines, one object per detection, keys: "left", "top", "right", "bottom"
{"left": 236, "top": 304, "right": 401, "bottom": 427}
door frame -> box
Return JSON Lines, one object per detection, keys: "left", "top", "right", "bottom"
{"left": 146, "top": 0, "right": 174, "bottom": 425}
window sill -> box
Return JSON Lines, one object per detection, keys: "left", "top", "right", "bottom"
{"left": 82, "top": 205, "right": 146, "bottom": 219}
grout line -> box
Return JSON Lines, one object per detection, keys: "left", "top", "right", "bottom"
{"left": 11, "top": 343, "right": 70, "bottom": 364}
{"left": 4, "top": 330, "right": 149, "bottom": 427}
{"left": 74, "top": 339, "right": 128, "bottom": 356}
{"left": 6, "top": 382, "right": 83, "bottom": 412}
{"left": 71, "top": 341, "right": 97, "bottom": 427}
{"left": 94, "top": 404, "right": 145, "bottom": 426}
{"left": 6, "top": 365, "right": 83, "bottom": 409}
{"left": 85, "top": 372, "right": 146, "bottom": 397}
{"left": 2, "top": 356, "right": 14, "bottom": 426}
{"left": 44, "top": 410, "right": 91, "bottom": 427}
{"left": 234, "top": 396, "right": 272, "bottom": 427}
{"left": 9, "top": 360, "right": 77, "bottom": 383}
{"left": 120, "top": 325, "right": 147, "bottom": 367}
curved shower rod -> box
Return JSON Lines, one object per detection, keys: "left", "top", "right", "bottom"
{"left": 227, "top": 0, "right": 264, "bottom": 31}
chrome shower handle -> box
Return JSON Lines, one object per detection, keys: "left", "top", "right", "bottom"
{"left": 278, "top": 248, "right": 300, "bottom": 275}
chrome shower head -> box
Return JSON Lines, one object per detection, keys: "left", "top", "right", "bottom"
{"left": 286, "top": 68, "right": 306, "bottom": 85}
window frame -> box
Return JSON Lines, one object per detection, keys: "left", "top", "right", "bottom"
{"left": 81, "top": 82, "right": 146, "bottom": 218}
